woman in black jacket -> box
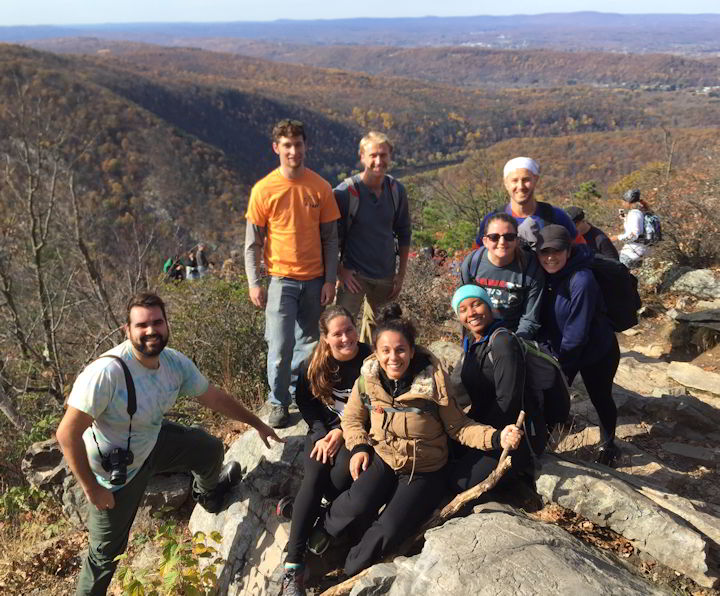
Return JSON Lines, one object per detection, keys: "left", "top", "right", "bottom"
{"left": 449, "top": 284, "right": 547, "bottom": 492}
{"left": 282, "top": 306, "right": 371, "bottom": 596}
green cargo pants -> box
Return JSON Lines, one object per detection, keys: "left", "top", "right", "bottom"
{"left": 75, "top": 420, "right": 224, "bottom": 596}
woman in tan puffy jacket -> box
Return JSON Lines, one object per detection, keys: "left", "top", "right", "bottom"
{"left": 307, "top": 304, "right": 522, "bottom": 576}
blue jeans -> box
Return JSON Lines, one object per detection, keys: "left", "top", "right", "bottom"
{"left": 265, "top": 276, "right": 324, "bottom": 407}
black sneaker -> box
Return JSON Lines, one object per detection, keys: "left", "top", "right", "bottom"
{"left": 307, "top": 525, "right": 331, "bottom": 556}
{"left": 281, "top": 567, "right": 306, "bottom": 596}
{"left": 277, "top": 496, "right": 294, "bottom": 520}
{"left": 268, "top": 405, "right": 290, "bottom": 428}
{"left": 595, "top": 443, "right": 620, "bottom": 467}
{"left": 194, "top": 461, "right": 243, "bottom": 513}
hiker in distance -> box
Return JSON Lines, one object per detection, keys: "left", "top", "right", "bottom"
{"left": 449, "top": 284, "right": 551, "bottom": 494}
{"left": 56, "top": 292, "right": 283, "bottom": 595}
{"left": 535, "top": 225, "right": 621, "bottom": 466}
{"left": 333, "top": 131, "right": 412, "bottom": 328}
{"left": 459, "top": 212, "right": 545, "bottom": 339}
{"left": 611, "top": 188, "right": 659, "bottom": 269}
{"left": 475, "top": 157, "right": 583, "bottom": 248}
{"left": 565, "top": 206, "right": 619, "bottom": 260}
{"left": 245, "top": 119, "right": 340, "bottom": 428}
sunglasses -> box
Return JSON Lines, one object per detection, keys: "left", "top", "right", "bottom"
{"left": 484, "top": 232, "right": 518, "bottom": 243}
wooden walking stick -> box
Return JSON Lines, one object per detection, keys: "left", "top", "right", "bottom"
{"left": 320, "top": 411, "right": 526, "bottom": 596}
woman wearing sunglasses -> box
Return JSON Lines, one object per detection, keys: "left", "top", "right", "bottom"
{"left": 536, "top": 225, "right": 620, "bottom": 467}
{"left": 460, "top": 212, "right": 544, "bottom": 339}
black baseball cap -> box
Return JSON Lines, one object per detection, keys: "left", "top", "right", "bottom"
{"left": 537, "top": 224, "right": 572, "bottom": 252}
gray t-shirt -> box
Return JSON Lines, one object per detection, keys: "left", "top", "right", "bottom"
{"left": 334, "top": 175, "right": 412, "bottom": 280}
{"left": 67, "top": 341, "right": 209, "bottom": 491}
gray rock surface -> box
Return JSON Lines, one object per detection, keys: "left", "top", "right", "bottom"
{"left": 667, "top": 361, "right": 720, "bottom": 397}
{"left": 536, "top": 455, "right": 718, "bottom": 588}
{"left": 354, "top": 507, "right": 666, "bottom": 595}
{"left": 22, "top": 438, "right": 69, "bottom": 491}
{"left": 670, "top": 269, "right": 720, "bottom": 300}
{"left": 428, "top": 340, "right": 470, "bottom": 409}
{"left": 661, "top": 442, "right": 719, "bottom": 464}
{"left": 188, "top": 415, "right": 309, "bottom": 596}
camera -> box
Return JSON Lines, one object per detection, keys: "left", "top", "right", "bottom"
{"left": 618, "top": 208, "right": 626, "bottom": 217}
{"left": 101, "top": 447, "right": 134, "bottom": 486}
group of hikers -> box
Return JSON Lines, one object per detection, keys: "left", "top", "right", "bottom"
{"left": 163, "top": 243, "right": 211, "bottom": 281}
{"left": 56, "top": 119, "right": 659, "bottom": 595}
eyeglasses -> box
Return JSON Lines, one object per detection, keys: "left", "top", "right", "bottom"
{"left": 484, "top": 233, "right": 518, "bottom": 243}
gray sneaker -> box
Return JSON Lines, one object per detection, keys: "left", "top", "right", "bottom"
{"left": 268, "top": 405, "right": 290, "bottom": 428}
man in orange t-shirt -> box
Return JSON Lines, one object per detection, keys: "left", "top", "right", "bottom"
{"left": 244, "top": 119, "right": 340, "bottom": 428}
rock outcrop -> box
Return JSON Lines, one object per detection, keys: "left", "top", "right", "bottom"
{"left": 536, "top": 455, "right": 719, "bottom": 588}
{"left": 353, "top": 504, "right": 667, "bottom": 595}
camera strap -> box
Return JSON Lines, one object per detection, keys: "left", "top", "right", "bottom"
{"left": 91, "top": 355, "right": 137, "bottom": 459}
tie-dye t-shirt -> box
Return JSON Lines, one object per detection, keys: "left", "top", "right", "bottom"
{"left": 67, "top": 340, "right": 209, "bottom": 491}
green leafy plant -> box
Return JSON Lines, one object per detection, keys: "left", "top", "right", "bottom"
{"left": 116, "top": 523, "right": 224, "bottom": 596}
{"left": 0, "top": 485, "right": 50, "bottom": 519}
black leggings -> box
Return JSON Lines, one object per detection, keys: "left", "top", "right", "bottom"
{"left": 446, "top": 414, "right": 547, "bottom": 494}
{"left": 286, "top": 434, "right": 353, "bottom": 564}
{"left": 324, "top": 453, "right": 447, "bottom": 576}
{"left": 572, "top": 336, "right": 620, "bottom": 446}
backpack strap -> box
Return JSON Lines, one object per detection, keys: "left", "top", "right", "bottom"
{"left": 90, "top": 355, "right": 137, "bottom": 459}
{"left": 339, "top": 176, "right": 360, "bottom": 261}
{"left": 460, "top": 247, "right": 486, "bottom": 284}
{"left": 385, "top": 174, "right": 401, "bottom": 223}
{"left": 357, "top": 374, "right": 440, "bottom": 421}
{"left": 534, "top": 202, "right": 555, "bottom": 227}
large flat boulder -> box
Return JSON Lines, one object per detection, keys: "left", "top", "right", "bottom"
{"left": 536, "top": 455, "right": 719, "bottom": 588}
{"left": 670, "top": 269, "right": 720, "bottom": 300}
{"left": 354, "top": 506, "right": 665, "bottom": 595}
{"left": 667, "top": 361, "right": 720, "bottom": 398}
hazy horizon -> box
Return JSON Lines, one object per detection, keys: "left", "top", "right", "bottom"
{"left": 2, "top": 2, "right": 719, "bottom": 27}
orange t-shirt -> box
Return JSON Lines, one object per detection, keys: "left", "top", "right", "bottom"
{"left": 245, "top": 168, "right": 340, "bottom": 280}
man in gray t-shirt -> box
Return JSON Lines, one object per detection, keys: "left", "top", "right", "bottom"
{"left": 57, "top": 292, "right": 282, "bottom": 595}
{"left": 334, "top": 131, "right": 412, "bottom": 324}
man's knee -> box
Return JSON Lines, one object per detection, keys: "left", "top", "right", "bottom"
{"left": 181, "top": 425, "right": 224, "bottom": 464}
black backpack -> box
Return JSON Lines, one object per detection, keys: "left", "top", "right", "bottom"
{"left": 570, "top": 254, "right": 642, "bottom": 332}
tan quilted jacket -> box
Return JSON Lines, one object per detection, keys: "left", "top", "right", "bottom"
{"left": 341, "top": 348, "right": 497, "bottom": 475}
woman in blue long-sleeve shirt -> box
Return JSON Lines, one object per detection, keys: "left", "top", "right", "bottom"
{"left": 536, "top": 224, "right": 620, "bottom": 466}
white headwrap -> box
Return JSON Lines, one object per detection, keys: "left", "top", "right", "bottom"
{"left": 503, "top": 157, "right": 540, "bottom": 178}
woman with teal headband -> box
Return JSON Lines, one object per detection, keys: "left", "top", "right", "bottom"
{"left": 448, "top": 284, "right": 547, "bottom": 492}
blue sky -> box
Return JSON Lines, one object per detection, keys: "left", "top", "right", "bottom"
{"left": 1, "top": 1, "right": 717, "bottom": 26}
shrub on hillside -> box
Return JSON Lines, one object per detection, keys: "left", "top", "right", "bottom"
{"left": 160, "top": 277, "right": 266, "bottom": 410}
{"left": 398, "top": 255, "right": 457, "bottom": 345}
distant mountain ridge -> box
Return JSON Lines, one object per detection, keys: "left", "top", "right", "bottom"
{"left": 4, "top": 12, "right": 720, "bottom": 54}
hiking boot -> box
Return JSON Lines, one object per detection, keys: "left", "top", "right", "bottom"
{"left": 194, "top": 461, "right": 243, "bottom": 513}
{"left": 307, "top": 524, "right": 331, "bottom": 556}
{"left": 277, "top": 495, "right": 294, "bottom": 520}
{"left": 268, "top": 405, "right": 290, "bottom": 428}
{"left": 281, "top": 567, "right": 306, "bottom": 596}
{"left": 595, "top": 443, "right": 620, "bottom": 467}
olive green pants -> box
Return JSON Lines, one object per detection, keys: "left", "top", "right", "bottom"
{"left": 75, "top": 421, "right": 224, "bottom": 595}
